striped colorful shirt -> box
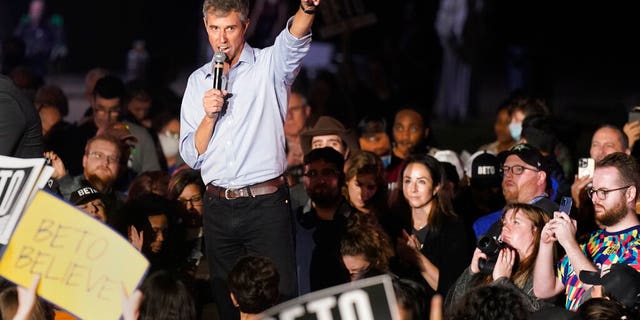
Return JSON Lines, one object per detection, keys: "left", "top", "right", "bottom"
{"left": 558, "top": 225, "right": 640, "bottom": 310}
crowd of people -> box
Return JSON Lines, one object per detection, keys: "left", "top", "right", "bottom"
{"left": 2, "top": 0, "right": 640, "bottom": 319}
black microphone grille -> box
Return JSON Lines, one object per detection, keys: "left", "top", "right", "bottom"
{"left": 214, "top": 51, "right": 226, "bottom": 64}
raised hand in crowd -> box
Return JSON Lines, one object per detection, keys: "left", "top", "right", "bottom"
{"left": 623, "top": 119, "right": 640, "bottom": 149}
{"left": 43, "top": 151, "right": 67, "bottom": 179}
{"left": 121, "top": 284, "right": 143, "bottom": 320}
{"left": 12, "top": 274, "right": 41, "bottom": 320}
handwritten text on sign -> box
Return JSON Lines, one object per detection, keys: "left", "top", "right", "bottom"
{"left": 0, "top": 191, "right": 149, "bottom": 320}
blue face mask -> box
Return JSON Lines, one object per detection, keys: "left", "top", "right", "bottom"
{"left": 381, "top": 154, "right": 392, "bottom": 168}
{"left": 509, "top": 123, "right": 522, "bottom": 141}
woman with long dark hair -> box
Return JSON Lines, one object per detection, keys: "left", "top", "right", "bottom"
{"left": 395, "top": 154, "right": 472, "bottom": 298}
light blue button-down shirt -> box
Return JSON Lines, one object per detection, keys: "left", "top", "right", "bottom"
{"left": 180, "top": 18, "right": 311, "bottom": 188}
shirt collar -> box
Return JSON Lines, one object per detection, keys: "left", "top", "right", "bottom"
{"left": 204, "top": 42, "right": 255, "bottom": 80}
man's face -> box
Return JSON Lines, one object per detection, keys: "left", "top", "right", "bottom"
{"left": 303, "top": 160, "right": 342, "bottom": 207}
{"left": 501, "top": 155, "right": 542, "bottom": 203}
{"left": 590, "top": 127, "right": 628, "bottom": 162}
{"left": 285, "top": 93, "right": 311, "bottom": 138}
{"left": 203, "top": 9, "right": 248, "bottom": 67}
{"left": 92, "top": 95, "right": 121, "bottom": 131}
{"left": 311, "top": 135, "right": 346, "bottom": 156}
{"left": 591, "top": 166, "right": 630, "bottom": 227}
{"left": 76, "top": 199, "right": 107, "bottom": 223}
{"left": 83, "top": 139, "right": 120, "bottom": 190}
{"left": 178, "top": 183, "right": 203, "bottom": 216}
{"left": 359, "top": 132, "right": 391, "bottom": 157}
{"left": 148, "top": 214, "right": 169, "bottom": 254}
{"left": 393, "top": 110, "right": 424, "bottom": 157}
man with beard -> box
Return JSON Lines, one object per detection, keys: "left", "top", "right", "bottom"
{"left": 571, "top": 125, "right": 630, "bottom": 236}
{"left": 295, "top": 147, "right": 351, "bottom": 294}
{"left": 472, "top": 143, "right": 558, "bottom": 238}
{"left": 533, "top": 152, "right": 640, "bottom": 311}
{"left": 73, "top": 74, "right": 160, "bottom": 179}
{"left": 47, "top": 133, "right": 125, "bottom": 224}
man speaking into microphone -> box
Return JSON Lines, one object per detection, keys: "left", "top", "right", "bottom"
{"left": 179, "top": 0, "right": 321, "bottom": 319}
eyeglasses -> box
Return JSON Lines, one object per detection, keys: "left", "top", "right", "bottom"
{"left": 587, "top": 185, "right": 631, "bottom": 200}
{"left": 87, "top": 151, "right": 120, "bottom": 164}
{"left": 94, "top": 107, "right": 121, "bottom": 116}
{"left": 303, "top": 168, "right": 340, "bottom": 179}
{"left": 178, "top": 195, "right": 203, "bottom": 207}
{"left": 501, "top": 165, "right": 539, "bottom": 175}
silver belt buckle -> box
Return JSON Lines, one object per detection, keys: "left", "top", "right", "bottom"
{"left": 225, "top": 188, "right": 237, "bottom": 200}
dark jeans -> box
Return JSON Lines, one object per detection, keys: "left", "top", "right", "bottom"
{"left": 203, "top": 185, "right": 297, "bottom": 320}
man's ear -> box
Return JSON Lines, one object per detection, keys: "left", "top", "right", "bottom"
{"left": 537, "top": 170, "right": 547, "bottom": 186}
{"left": 626, "top": 185, "right": 637, "bottom": 205}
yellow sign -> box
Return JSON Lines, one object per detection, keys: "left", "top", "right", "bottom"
{"left": 0, "top": 190, "right": 149, "bottom": 320}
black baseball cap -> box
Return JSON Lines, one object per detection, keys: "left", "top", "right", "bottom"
{"left": 69, "top": 186, "right": 102, "bottom": 205}
{"left": 580, "top": 263, "right": 640, "bottom": 309}
{"left": 503, "top": 143, "right": 545, "bottom": 171}
{"left": 471, "top": 151, "right": 501, "bottom": 188}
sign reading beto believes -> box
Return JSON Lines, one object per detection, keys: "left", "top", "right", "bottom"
{"left": 0, "top": 190, "right": 149, "bottom": 320}
{"left": 261, "top": 274, "right": 399, "bottom": 320}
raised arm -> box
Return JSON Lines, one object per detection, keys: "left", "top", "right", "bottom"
{"left": 532, "top": 222, "right": 565, "bottom": 298}
{"left": 289, "top": 0, "right": 321, "bottom": 38}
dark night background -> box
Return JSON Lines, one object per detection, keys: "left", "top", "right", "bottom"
{"left": 2, "top": 0, "right": 640, "bottom": 155}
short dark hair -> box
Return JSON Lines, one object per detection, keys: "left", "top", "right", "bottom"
{"left": 508, "top": 96, "right": 550, "bottom": 118}
{"left": 596, "top": 124, "right": 629, "bottom": 150}
{"left": 228, "top": 255, "right": 280, "bottom": 314}
{"left": 139, "top": 270, "right": 196, "bottom": 320}
{"left": 392, "top": 278, "right": 429, "bottom": 320}
{"left": 93, "top": 75, "right": 125, "bottom": 100}
{"left": 202, "top": 0, "right": 250, "bottom": 23}
{"left": 304, "top": 147, "right": 345, "bottom": 172}
{"left": 357, "top": 114, "right": 387, "bottom": 138}
{"left": 597, "top": 152, "right": 640, "bottom": 200}
{"left": 449, "top": 284, "right": 530, "bottom": 320}
{"left": 521, "top": 115, "right": 557, "bottom": 154}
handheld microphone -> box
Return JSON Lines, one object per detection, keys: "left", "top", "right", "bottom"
{"left": 212, "top": 51, "right": 226, "bottom": 90}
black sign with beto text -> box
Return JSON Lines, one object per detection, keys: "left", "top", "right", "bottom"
{"left": 261, "top": 274, "right": 399, "bottom": 320}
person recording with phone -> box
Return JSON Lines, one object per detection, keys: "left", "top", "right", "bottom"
{"left": 445, "top": 203, "right": 551, "bottom": 315}
{"left": 178, "top": 0, "right": 321, "bottom": 319}
{"left": 624, "top": 106, "right": 640, "bottom": 158}
{"left": 570, "top": 124, "right": 630, "bottom": 236}
{"left": 533, "top": 152, "right": 640, "bottom": 311}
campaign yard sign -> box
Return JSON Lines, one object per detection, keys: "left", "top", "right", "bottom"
{"left": 0, "top": 156, "right": 52, "bottom": 244}
{"left": 0, "top": 190, "right": 149, "bottom": 320}
{"left": 261, "top": 274, "right": 399, "bottom": 320}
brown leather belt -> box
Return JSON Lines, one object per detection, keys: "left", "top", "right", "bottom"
{"left": 206, "top": 176, "right": 286, "bottom": 200}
